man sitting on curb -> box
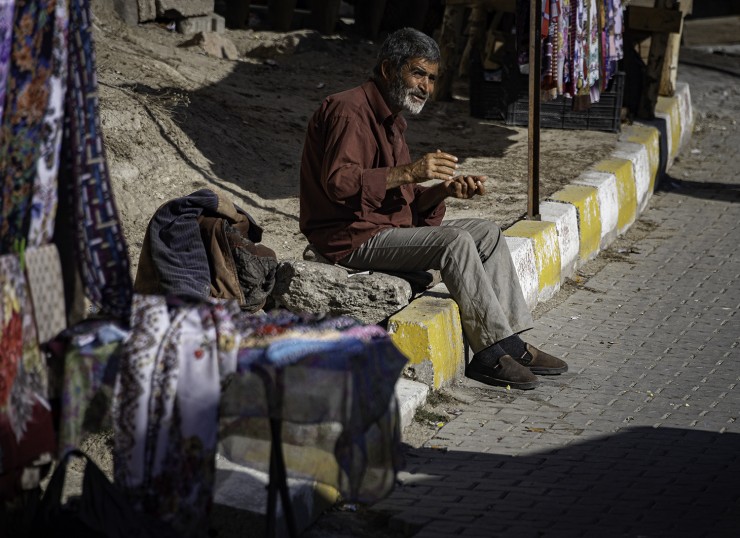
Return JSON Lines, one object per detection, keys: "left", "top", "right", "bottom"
{"left": 298, "top": 28, "right": 567, "bottom": 390}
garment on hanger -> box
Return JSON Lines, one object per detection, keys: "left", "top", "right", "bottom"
{"left": 58, "top": 0, "right": 132, "bottom": 320}
{"left": 0, "top": 0, "right": 56, "bottom": 255}
{"left": 0, "top": 1, "right": 14, "bottom": 124}
{"left": 27, "top": 0, "right": 68, "bottom": 248}
{"left": 113, "top": 294, "right": 240, "bottom": 536}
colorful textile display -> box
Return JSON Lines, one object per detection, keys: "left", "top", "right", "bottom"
{"left": 105, "top": 295, "right": 406, "bottom": 536}
{"left": 222, "top": 309, "right": 407, "bottom": 503}
{"left": 0, "top": 252, "right": 55, "bottom": 498}
{"left": 0, "top": 0, "right": 57, "bottom": 255}
{"left": 24, "top": 244, "right": 66, "bottom": 343}
{"left": 516, "top": 0, "right": 624, "bottom": 105}
{"left": 47, "top": 319, "right": 128, "bottom": 455}
{"left": 58, "top": 0, "right": 132, "bottom": 319}
{"left": 0, "top": 2, "right": 14, "bottom": 125}
{"left": 27, "top": 0, "right": 68, "bottom": 247}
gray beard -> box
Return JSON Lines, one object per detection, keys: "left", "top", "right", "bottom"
{"left": 389, "top": 76, "right": 428, "bottom": 115}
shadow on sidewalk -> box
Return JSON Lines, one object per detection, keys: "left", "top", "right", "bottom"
{"left": 391, "top": 426, "right": 739, "bottom": 536}
{"left": 658, "top": 176, "right": 740, "bottom": 204}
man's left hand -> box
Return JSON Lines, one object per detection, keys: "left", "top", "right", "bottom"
{"left": 445, "top": 175, "right": 487, "bottom": 199}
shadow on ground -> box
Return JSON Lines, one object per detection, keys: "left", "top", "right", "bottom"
{"left": 380, "top": 426, "right": 740, "bottom": 536}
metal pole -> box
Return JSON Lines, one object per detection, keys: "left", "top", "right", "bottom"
{"left": 528, "top": 0, "right": 542, "bottom": 220}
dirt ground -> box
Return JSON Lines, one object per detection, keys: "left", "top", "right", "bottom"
{"left": 89, "top": 1, "right": 618, "bottom": 279}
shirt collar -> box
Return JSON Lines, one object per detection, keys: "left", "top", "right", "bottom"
{"left": 362, "top": 79, "right": 407, "bottom": 134}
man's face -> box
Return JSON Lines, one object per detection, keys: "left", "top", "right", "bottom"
{"left": 387, "top": 57, "right": 438, "bottom": 115}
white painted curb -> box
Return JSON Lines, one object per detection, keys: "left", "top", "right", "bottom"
{"left": 573, "top": 170, "right": 619, "bottom": 249}
{"left": 540, "top": 200, "right": 580, "bottom": 282}
{"left": 505, "top": 236, "right": 538, "bottom": 311}
{"left": 613, "top": 141, "right": 652, "bottom": 213}
{"left": 396, "top": 378, "right": 429, "bottom": 434}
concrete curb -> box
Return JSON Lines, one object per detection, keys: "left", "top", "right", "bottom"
{"left": 388, "top": 83, "right": 694, "bottom": 398}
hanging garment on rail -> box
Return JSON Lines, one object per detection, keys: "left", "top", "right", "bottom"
{"left": 57, "top": 0, "right": 132, "bottom": 320}
{"left": 0, "top": 0, "right": 57, "bottom": 255}
{"left": 27, "top": 0, "right": 68, "bottom": 248}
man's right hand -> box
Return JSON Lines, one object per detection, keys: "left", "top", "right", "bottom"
{"left": 388, "top": 149, "right": 458, "bottom": 188}
{"left": 407, "top": 149, "right": 459, "bottom": 183}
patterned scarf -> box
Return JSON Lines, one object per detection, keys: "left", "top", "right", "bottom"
{"left": 0, "top": 0, "right": 56, "bottom": 255}
{"left": 27, "top": 0, "right": 68, "bottom": 247}
{"left": 58, "top": 0, "right": 132, "bottom": 319}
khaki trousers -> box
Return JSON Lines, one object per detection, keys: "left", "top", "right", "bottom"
{"left": 340, "top": 218, "right": 533, "bottom": 353}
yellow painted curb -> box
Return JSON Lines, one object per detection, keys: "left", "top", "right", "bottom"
{"left": 504, "top": 220, "right": 561, "bottom": 296}
{"left": 595, "top": 158, "right": 637, "bottom": 234}
{"left": 656, "top": 95, "right": 681, "bottom": 162}
{"left": 548, "top": 185, "right": 601, "bottom": 262}
{"left": 387, "top": 295, "right": 464, "bottom": 389}
{"left": 623, "top": 123, "right": 661, "bottom": 192}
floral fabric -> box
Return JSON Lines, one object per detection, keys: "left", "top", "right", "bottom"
{"left": 0, "top": 1, "right": 14, "bottom": 124}
{"left": 27, "top": 0, "right": 68, "bottom": 247}
{"left": 0, "top": 0, "right": 56, "bottom": 255}
{"left": 108, "top": 297, "right": 406, "bottom": 535}
{"left": 0, "top": 251, "right": 53, "bottom": 500}
{"left": 51, "top": 320, "right": 128, "bottom": 455}
{"left": 113, "top": 295, "right": 240, "bottom": 536}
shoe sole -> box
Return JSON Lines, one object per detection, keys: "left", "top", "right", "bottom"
{"left": 528, "top": 365, "right": 568, "bottom": 375}
{"left": 465, "top": 368, "right": 539, "bottom": 390}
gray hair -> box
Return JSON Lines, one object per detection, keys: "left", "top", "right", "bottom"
{"left": 372, "top": 27, "right": 441, "bottom": 79}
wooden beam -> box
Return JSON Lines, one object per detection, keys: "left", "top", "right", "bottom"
{"left": 433, "top": 4, "right": 465, "bottom": 101}
{"left": 627, "top": 5, "right": 682, "bottom": 33}
{"left": 444, "top": 0, "right": 516, "bottom": 12}
{"left": 528, "top": 0, "right": 541, "bottom": 220}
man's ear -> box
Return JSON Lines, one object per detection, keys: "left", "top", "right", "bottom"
{"left": 379, "top": 59, "right": 394, "bottom": 83}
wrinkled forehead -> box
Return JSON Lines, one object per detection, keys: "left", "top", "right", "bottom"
{"left": 403, "top": 57, "right": 439, "bottom": 73}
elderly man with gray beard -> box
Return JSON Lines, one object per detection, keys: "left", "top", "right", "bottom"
{"left": 299, "top": 28, "right": 567, "bottom": 390}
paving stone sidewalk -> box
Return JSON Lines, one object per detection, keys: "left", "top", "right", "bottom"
{"left": 369, "top": 62, "right": 740, "bottom": 537}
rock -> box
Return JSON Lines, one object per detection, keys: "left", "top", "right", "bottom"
{"left": 179, "top": 31, "right": 238, "bottom": 60}
{"left": 137, "top": 0, "right": 157, "bottom": 22}
{"left": 177, "top": 13, "right": 225, "bottom": 35}
{"left": 272, "top": 260, "right": 413, "bottom": 325}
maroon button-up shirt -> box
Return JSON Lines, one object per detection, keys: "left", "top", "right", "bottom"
{"left": 299, "top": 80, "right": 446, "bottom": 263}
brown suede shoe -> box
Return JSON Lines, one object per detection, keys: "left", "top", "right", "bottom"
{"left": 465, "top": 354, "right": 539, "bottom": 390}
{"left": 514, "top": 344, "right": 568, "bottom": 375}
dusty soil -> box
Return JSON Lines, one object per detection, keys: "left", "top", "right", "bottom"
{"left": 89, "top": 1, "right": 618, "bottom": 279}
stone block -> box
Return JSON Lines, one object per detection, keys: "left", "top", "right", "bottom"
{"left": 504, "top": 220, "right": 561, "bottom": 302}
{"left": 504, "top": 236, "right": 539, "bottom": 311}
{"left": 178, "top": 13, "right": 226, "bottom": 34}
{"left": 614, "top": 141, "right": 652, "bottom": 213}
{"left": 595, "top": 158, "right": 637, "bottom": 235}
{"left": 621, "top": 123, "right": 661, "bottom": 193}
{"left": 387, "top": 291, "right": 464, "bottom": 389}
{"left": 540, "top": 200, "right": 580, "bottom": 281}
{"left": 272, "top": 260, "right": 412, "bottom": 325}
{"left": 574, "top": 170, "right": 619, "bottom": 249}
{"left": 137, "top": 0, "right": 157, "bottom": 22}
{"left": 548, "top": 184, "right": 602, "bottom": 265}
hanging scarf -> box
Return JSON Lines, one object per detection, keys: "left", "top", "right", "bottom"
{"left": 113, "top": 294, "right": 240, "bottom": 536}
{"left": 59, "top": 0, "right": 132, "bottom": 319}
{"left": 0, "top": 0, "right": 56, "bottom": 255}
{"left": 0, "top": 1, "right": 14, "bottom": 122}
{"left": 27, "top": 0, "right": 68, "bottom": 247}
